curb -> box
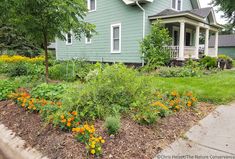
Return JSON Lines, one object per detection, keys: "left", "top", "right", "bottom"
{"left": 0, "top": 123, "right": 48, "bottom": 159}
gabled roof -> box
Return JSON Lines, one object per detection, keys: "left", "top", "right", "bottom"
{"left": 149, "top": 7, "right": 212, "bottom": 19}
{"left": 148, "top": 7, "right": 222, "bottom": 28}
{"left": 209, "top": 34, "right": 235, "bottom": 47}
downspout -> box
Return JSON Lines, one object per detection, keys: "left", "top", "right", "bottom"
{"left": 136, "top": 1, "right": 146, "bottom": 66}
{"left": 136, "top": 1, "right": 145, "bottom": 38}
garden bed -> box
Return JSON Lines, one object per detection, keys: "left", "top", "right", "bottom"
{"left": 0, "top": 100, "right": 215, "bottom": 159}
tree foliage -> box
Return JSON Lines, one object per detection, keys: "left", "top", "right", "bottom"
{"left": 5, "top": 0, "right": 96, "bottom": 81}
{"left": 212, "top": 0, "right": 235, "bottom": 26}
{"left": 140, "top": 21, "right": 172, "bottom": 69}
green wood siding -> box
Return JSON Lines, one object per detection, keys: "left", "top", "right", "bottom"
{"left": 56, "top": 0, "right": 194, "bottom": 63}
{"left": 218, "top": 47, "right": 235, "bottom": 59}
{"left": 56, "top": 0, "right": 143, "bottom": 63}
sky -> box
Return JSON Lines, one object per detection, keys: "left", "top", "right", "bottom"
{"left": 199, "top": 0, "right": 227, "bottom": 24}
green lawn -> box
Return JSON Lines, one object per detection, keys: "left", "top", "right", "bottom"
{"left": 150, "top": 70, "right": 235, "bottom": 104}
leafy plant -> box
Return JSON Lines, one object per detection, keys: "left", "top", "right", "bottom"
{"left": 63, "top": 64, "right": 153, "bottom": 121}
{"left": 104, "top": 116, "right": 121, "bottom": 135}
{"left": 0, "top": 80, "right": 18, "bottom": 101}
{"left": 140, "top": 21, "right": 172, "bottom": 70}
{"left": 31, "top": 83, "right": 66, "bottom": 101}
{"left": 157, "top": 67, "right": 201, "bottom": 77}
{"left": 199, "top": 56, "right": 217, "bottom": 69}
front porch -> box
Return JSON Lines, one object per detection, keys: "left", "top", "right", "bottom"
{"left": 149, "top": 8, "right": 222, "bottom": 61}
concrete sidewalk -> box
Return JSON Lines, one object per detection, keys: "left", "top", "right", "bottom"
{"left": 155, "top": 103, "right": 235, "bottom": 158}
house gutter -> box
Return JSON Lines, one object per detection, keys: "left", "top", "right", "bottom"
{"left": 135, "top": 1, "right": 146, "bottom": 66}
{"left": 136, "top": 1, "right": 145, "bottom": 39}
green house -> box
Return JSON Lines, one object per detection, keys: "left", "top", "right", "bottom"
{"left": 56, "top": 0, "right": 222, "bottom": 64}
{"left": 209, "top": 34, "right": 235, "bottom": 59}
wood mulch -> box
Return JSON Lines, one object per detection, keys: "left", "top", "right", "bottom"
{"left": 0, "top": 101, "right": 215, "bottom": 159}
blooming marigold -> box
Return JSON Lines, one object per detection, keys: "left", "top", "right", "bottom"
{"left": 91, "top": 149, "right": 96, "bottom": 155}
{"left": 67, "top": 122, "right": 71, "bottom": 127}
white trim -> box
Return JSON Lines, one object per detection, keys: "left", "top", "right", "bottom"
{"left": 110, "top": 23, "right": 121, "bottom": 54}
{"left": 85, "top": 32, "right": 92, "bottom": 44}
{"left": 171, "top": 0, "right": 183, "bottom": 11}
{"left": 55, "top": 38, "right": 58, "bottom": 60}
{"left": 87, "top": 0, "right": 96, "bottom": 12}
{"left": 85, "top": 37, "right": 92, "bottom": 44}
{"left": 66, "top": 32, "right": 72, "bottom": 45}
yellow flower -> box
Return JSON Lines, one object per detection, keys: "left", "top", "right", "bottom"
{"left": 90, "top": 144, "right": 95, "bottom": 148}
{"left": 101, "top": 139, "right": 105, "bottom": 144}
{"left": 90, "top": 149, "right": 96, "bottom": 155}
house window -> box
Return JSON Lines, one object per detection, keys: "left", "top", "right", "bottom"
{"left": 66, "top": 32, "right": 72, "bottom": 45}
{"left": 87, "top": 0, "right": 96, "bottom": 12}
{"left": 111, "top": 23, "right": 121, "bottom": 53}
{"left": 85, "top": 35, "right": 92, "bottom": 44}
{"left": 172, "top": 0, "right": 182, "bottom": 11}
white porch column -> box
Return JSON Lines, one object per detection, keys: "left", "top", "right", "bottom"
{"left": 195, "top": 26, "right": 200, "bottom": 59}
{"left": 204, "top": 28, "right": 209, "bottom": 56}
{"left": 214, "top": 31, "right": 219, "bottom": 57}
{"left": 179, "top": 21, "right": 185, "bottom": 60}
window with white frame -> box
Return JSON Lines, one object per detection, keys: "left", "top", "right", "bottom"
{"left": 87, "top": 0, "right": 96, "bottom": 12}
{"left": 85, "top": 33, "right": 92, "bottom": 44}
{"left": 66, "top": 32, "right": 72, "bottom": 45}
{"left": 172, "top": 0, "right": 182, "bottom": 11}
{"left": 111, "top": 23, "right": 121, "bottom": 53}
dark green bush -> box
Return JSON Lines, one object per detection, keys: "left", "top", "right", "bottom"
{"left": 8, "top": 62, "right": 28, "bottom": 77}
{"left": 199, "top": 56, "right": 217, "bottom": 69}
{"left": 7, "top": 62, "right": 44, "bottom": 77}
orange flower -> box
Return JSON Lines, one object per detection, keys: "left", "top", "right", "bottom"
{"left": 72, "top": 111, "right": 78, "bottom": 116}
{"left": 67, "top": 122, "right": 71, "bottom": 127}
{"left": 191, "top": 97, "right": 197, "bottom": 102}
{"left": 186, "top": 92, "right": 193, "bottom": 97}
{"left": 60, "top": 115, "right": 65, "bottom": 119}
{"left": 187, "top": 101, "right": 192, "bottom": 107}
{"left": 61, "top": 119, "right": 66, "bottom": 123}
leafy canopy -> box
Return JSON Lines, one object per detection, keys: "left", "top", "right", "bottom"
{"left": 212, "top": 0, "right": 235, "bottom": 26}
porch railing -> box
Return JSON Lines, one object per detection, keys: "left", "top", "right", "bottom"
{"left": 184, "top": 46, "right": 196, "bottom": 58}
{"left": 164, "top": 46, "right": 179, "bottom": 59}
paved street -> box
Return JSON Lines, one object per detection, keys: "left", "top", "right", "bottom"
{"left": 156, "top": 103, "right": 235, "bottom": 158}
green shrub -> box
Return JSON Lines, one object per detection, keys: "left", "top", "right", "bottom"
{"left": 61, "top": 64, "right": 153, "bottom": 120}
{"left": 140, "top": 21, "right": 172, "bottom": 70}
{"left": 199, "top": 56, "right": 217, "bottom": 69}
{"left": 0, "top": 62, "right": 9, "bottom": 74}
{"left": 218, "top": 54, "right": 233, "bottom": 69}
{"left": 7, "top": 62, "right": 44, "bottom": 77}
{"left": 157, "top": 67, "right": 200, "bottom": 77}
{"left": 0, "top": 80, "right": 18, "bottom": 101}
{"left": 13, "top": 75, "right": 45, "bottom": 89}
{"left": 104, "top": 116, "right": 121, "bottom": 135}
{"left": 8, "top": 62, "right": 28, "bottom": 77}
{"left": 31, "top": 83, "right": 66, "bottom": 101}
{"left": 49, "top": 60, "right": 96, "bottom": 82}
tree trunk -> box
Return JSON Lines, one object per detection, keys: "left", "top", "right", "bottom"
{"left": 43, "top": 32, "right": 49, "bottom": 83}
